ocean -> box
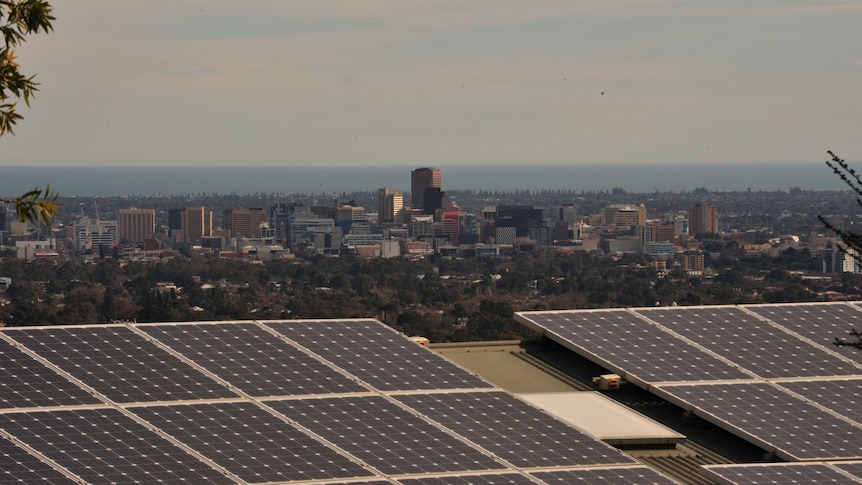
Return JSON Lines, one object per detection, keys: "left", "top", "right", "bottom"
{"left": 0, "top": 163, "right": 847, "bottom": 197}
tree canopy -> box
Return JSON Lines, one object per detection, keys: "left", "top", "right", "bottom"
{"left": 0, "top": 0, "right": 59, "bottom": 224}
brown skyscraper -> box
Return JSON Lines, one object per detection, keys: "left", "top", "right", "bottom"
{"left": 181, "top": 206, "right": 212, "bottom": 243}
{"left": 223, "top": 208, "right": 267, "bottom": 239}
{"left": 689, "top": 201, "right": 718, "bottom": 235}
{"left": 118, "top": 208, "right": 155, "bottom": 244}
{"left": 411, "top": 167, "right": 441, "bottom": 211}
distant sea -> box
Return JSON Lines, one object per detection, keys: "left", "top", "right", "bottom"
{"left": 0, "top": 163, "right": 847, "bottom": 197}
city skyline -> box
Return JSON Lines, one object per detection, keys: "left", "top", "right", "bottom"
{"left": 2, "top": 1, "right": 861, "bottom": 168}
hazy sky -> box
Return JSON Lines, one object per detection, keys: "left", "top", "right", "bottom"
{"left": 2, "top": 1, "right": 861, "bottom": 167}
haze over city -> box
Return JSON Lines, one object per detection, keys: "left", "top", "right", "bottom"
{"left": 2, "top": 1, "right": 861, "bottom": 168}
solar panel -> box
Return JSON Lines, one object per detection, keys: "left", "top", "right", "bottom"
{"left": 832, "top": 461, "right": 862, "bottom": 481}
{"left": 0, "top": 436, "right": 78, "bottom": 484}
{"left": 0, "top": 338, "right": 101, "bottom": 408}
{"left": 4, "top": 326, "right": 238, "bottom": 403}
{"left": 267, "top": 395, "right": 507, "bottom": 475}
{"left": 138, "top": 323, "right": 368, "bottom": 396}
{"left": 777, "top": 379, "right": 862, "bottom": 425}
{"left": 702, "top": 462, "right": 862, "bottom": 485}
{"left": 515, "top": 310, "right": 753, "bottom": 383}
{"left": 635, "top": 307, "right": 862, "bottom": 378}
{"left": 267, "top": 320, "right": 493, "bottom": 391}
{"left": 0, "top": 408, "right": 232, "bottom": 484}
{"left": 745, "top": 303, "right": 862, "bottom": 364}
{"left": 656, "top": 382, "right": 862, "bottom": 461}
{"left": 394, "top": 391, "right": 635, "bottom": 468}
{"left": 397, "top": 473, "right": 537, "bottom": 484}
{"left": 531, "top": 466, "right": 682, "bottom": 484}
{"left": 128, "top": 401, "right": 373, "bottom": 483}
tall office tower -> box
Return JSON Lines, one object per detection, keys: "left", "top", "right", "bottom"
{"left": 181, "top": 206, "right": 212, "bottom": 243}
{"left": 167, "top": 208, "right": 183, "bottom": 239}
{"left": 496, "top": 205, "right": 543, "bottom": 237}
{"left": 422, "top": 187, "right": 445, "bottom": 216}
{"left": 559, "top": 204, "right": 578, "bottom": 224}
{"left": 377, "top": 188, "right": 403, "bottom": 224}
{"left": 688, "top": 201, "right": 718, "bottom": 235}
{"left": 411, "top": 167, "right": 441, "bottom": 211}
{"left": 442, "top": 211, "right": 464, "bottom": 246}
{"left": 604, "top": 204, "right": 647, "bottom": 226}
{"left": 118, "top": 208, "right": 155, "bottom": 244}
{"left": 223, "top": 208, "right": 267, "bottom": 239}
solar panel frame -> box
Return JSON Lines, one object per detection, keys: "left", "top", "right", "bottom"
{"left": 654, "top": 382, "right": 862, "bottom": 461}
{"left": 701, "top": 462, "right": 862, "bottom": 485}
{"left": 397, "top": 473, "right": 538, "bottom": 484}
{"left": 777, "top": 379, "right": 862, "bottom": 426}
{"left": 4, "top": 326, "right": 239, "bottom": 403}
{"left": 530, "top": 466, "right": 683, "bottom": 484}
{"left": 514, "top": 309, "right": 755, "bottom": 385}
{"left": 743, "top": 303, "right": 862, "bottom": 365}
{"left": 634, "top": 306, "right": 862, "bottom": 379}
{"left": 136, "top": 322, "right": 369, "bottom": 396}
{"left": 0, "top": 337, "right": 102, "bottom": 408}
{"left": 266, "top": 319, "right": 493, "bottom": 391}
{"left": 832, "top": 461, "right": 862, "bottom": 481}
{"left": 393, "top": 391, "right": 636, "bottom": 468}
{"left": 128, "top": 400, "right": 375, "bottom": 483}
{"left": 0, "top": 408, "right": 234, "bottom": 485}
{"left": 266, "top": 394, "right": 508, "bottom": 476}
{"left": 0, "top": 435, "right": 79, "bottom": 484}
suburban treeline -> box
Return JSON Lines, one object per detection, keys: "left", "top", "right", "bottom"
{"left": 1, "top": 244, "right": 854, "bottom": 342}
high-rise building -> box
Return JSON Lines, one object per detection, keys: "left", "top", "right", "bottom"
{"left": 604, "top": 204, "right": 647, "bottom": 227}
{"left": 181, "top": 206, "right": 212, "bottom": 243}
{"left": 496, "top": 205, "right": 543, "bottom": 237}
{"left": 377, "top": 188, "right": 403, "bottom": 224}
{"left": 442, "top": 211, "right": 464, "bottom": 246}
{"left": 224, "top": 208, "right": 267, "bottom": 239}
{"left": 118, "top": 208, "right": 155, "bottom": 244}
{"left": 411, "top": 167, "right": 441, "bottom": 211}
{"left": 559, "top": 204, "right": 578, "bottom": 224}
{"left": 689, "top": 201, "right": 718, "bottom": 235}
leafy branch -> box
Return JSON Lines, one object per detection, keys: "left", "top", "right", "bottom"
{"left": 1, "top": 0, "right": 53, "bottom": 134}
{"left": 817, "top": 151, "right": 862, "bottom": 264}
{"left": 1, "top": 184, "right": 61, "bottom": 225}
{"left": 835, "top": 328, "right": 862, "bottom": 350}
{"left": 1, "top": 1, "right": 60, "bottom": 224}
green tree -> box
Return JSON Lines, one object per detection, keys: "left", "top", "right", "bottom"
{"left": 0, "top": 0, "right": 59, "bottom": 224}
{"left": 819, "top": 151, "right": 862, "bottom": 349}
{"left": 819, "top": 151, "right": 862, "bottom": 262}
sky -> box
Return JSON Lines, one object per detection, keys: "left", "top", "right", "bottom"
{"left": 2, "top": 0, "right": 861, "bottom": 168}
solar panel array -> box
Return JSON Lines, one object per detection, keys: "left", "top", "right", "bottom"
{"left": 702, "top": 461, "right": 862, "bottom": 485}
{"left": 517, "top": 302, "right": 862, "bottom": 482}
{"left": 0, "top": 319, "right": 657, "bottom": 484}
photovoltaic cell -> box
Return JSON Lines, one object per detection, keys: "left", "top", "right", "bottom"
{"left": 636, "top": 307, "right": 862, "bottom": 378}
{"left": 0, "top": 408, "right": 232, "bottom": 485}
{"left": 267, "top": 320, "right": 492, "bottom": 391}
{"left": 745, "top": 303, "right": 862, "bottom": 365}
{"left": 516, "top": 310, "right": 752, "bottom": 383}
{"left": 129, "top": 401, "right": 373, "bottom": 483}
{"left": 0, "top": 339, "right": 101, "bottom": 408}
{"left": 138, "top": 323, "right": 368, "bottom": 396}
{"left": 0, "top": 436, "right": 77, "bottom": 484}
{"left": 394, "top": 391, "right": 635, "bottom": 468}
{"left": 777, "top": 379, "right": 862, "bottom": 425}
{"left": 397, "top": 473, "right": 536, "bottom": 484}
{"left": 531, "top": 466, "right": 682, "bottom": 484}
{"left": 5, "top": 326, "right": 238, "bottom": 403}
{"left": 267, "top": 395, "right": 507, "bottom": 475}
{"left": 657, "top": 382, "right": 862, "bottom": 461}
{"left": 702, "top": 462, "right": 862, "bottom": 485}
{"left": 833, "top": 462, "right": 862, "bottom": 481}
